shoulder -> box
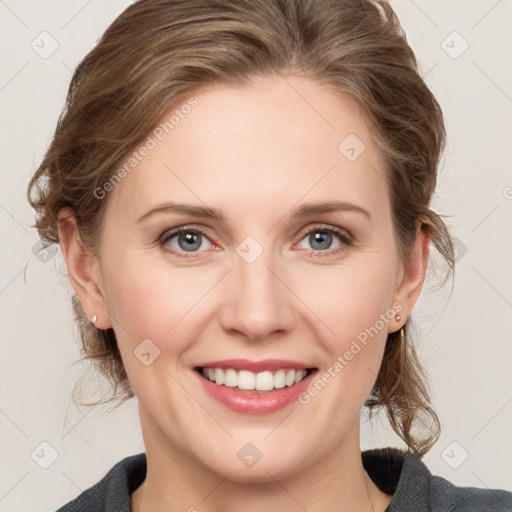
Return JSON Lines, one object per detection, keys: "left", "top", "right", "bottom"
{"left": 362, "top": 447, "right": 512, "bottom": 512}
{"left": 428, "top": 473, "right": 512, "bottom": 512}
{"left": 55, "top": 452, "right": 147, "bottom": 512}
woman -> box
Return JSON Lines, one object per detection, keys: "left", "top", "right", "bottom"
{"left": 27, "top": 0, "right": 512, "bottom": 510}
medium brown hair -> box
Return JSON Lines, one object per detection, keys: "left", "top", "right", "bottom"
{"left": 27, "top": 0, "right": 454, "bottom": 456}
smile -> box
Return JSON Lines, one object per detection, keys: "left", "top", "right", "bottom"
{"left": 193, "top": 358, "right": 318, "bottom": 413}
{"left": 197, "top": 367, "right": 314, "bottom": 392}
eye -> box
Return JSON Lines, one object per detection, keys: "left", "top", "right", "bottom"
{"left": 295, "top": 224, "right": 353, "bottom": 256}
{"left": 160, "top": 227, "right": 214, "bottom": 258}
{"left": 159, "top": 224, "right": 353, "bottom": 259}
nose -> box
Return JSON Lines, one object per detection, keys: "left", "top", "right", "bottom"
{"left": 219, "top": 246, "right": 296, "bottom": 343}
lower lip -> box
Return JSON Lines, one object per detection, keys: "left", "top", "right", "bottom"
{"left": 194, "top": 369, "right": 317, "bottom": 415}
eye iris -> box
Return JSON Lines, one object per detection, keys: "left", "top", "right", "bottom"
{"left": 310, "top": 231, "right": 332, "bottom": 250}
{"left": 179, "top": 232, "right": 202, "bottom": 251}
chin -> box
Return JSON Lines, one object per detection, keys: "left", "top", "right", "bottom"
{"left": 200, "top": 446, "right": 311, "bottom": 484}
{"left": 219, "top": 462, "right": 300, "bottom": 484}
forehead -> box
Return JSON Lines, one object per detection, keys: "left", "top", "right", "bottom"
{"left": 108, "top": 75, "right": 390, "bottom": 223}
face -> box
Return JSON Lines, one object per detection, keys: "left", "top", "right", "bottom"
{"left": 71, "top": 75, "right": 422, "bottom": 482}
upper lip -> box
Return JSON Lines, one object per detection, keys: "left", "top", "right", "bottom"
{"left": 195, "top": 359, "right": 315, "bottom": 372}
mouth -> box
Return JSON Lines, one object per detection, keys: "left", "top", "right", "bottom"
{"left": 194, "top": 366, "right": 317, "bottom": 393}
{"left": 193, "top": 359, "right": 319, "bottom": 414}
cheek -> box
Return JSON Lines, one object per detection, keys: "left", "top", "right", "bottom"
{"left": 292, "top": 256, "right": 397, "bottom": 400}
{"left": 101, "top": 262, "right": 203, "bottom": 407}
{"left": 293, "top": 257, "right": 397, "bottom": 342}
{"left": 107, "top": 275, "right": 170, "bottom": 338}
{"left": 101, "top": 256, "right": 219, "bottom": 357}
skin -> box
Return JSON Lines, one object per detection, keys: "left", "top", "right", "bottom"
{"left": 58, "top": 74, "right": 430, "bottom": 512}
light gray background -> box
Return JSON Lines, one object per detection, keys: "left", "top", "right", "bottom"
{"left": 0, "top": 1, "right": 511, "bottom": 510}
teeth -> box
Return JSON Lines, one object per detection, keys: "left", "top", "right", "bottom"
{"left": 255, "top": 371, "right": 274, "bottom": 391}
{"left": 239, "top": 370, "right": 256, "bottom": 390}
{"left": 285, "top": 370, "right": 296, "bottom": 387}
{"left": 214, "top": 368, "right": 224, "bottom": 385}
{"left": 274, "top": 369, "right": 286, "bottom": 389}
{"left": 224, "top": 369, "right": 237, "bottom": 387}
{"left": 200, "top": 367, "right": 309, "bottom": 391}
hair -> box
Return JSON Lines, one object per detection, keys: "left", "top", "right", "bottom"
{"left": 27, "top": 0, "right": 454, "bottom": 456}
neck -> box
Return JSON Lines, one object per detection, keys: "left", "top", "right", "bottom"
{"left": 131, "top": 412, "right": 392, "bottom": 512}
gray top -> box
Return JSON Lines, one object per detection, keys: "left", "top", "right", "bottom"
{"left": 56, "top": 447, "right": 512, "bottom": 511}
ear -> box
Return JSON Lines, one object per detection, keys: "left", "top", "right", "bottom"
{"left": 57, "top": 207, "right": 111, "bottom": 329}
{"left": 388, "top": 217, "right": 431, "bottom": 333}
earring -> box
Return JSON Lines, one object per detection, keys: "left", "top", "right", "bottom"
{"left": 395, "top": 314, "right": 401, "bottom": 322}
{"left": 89, "top": 314, "right": 98, "bottom": 325}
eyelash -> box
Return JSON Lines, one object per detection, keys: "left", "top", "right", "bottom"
{"left": 159, "top": 224, "right": 354, "bottom": 259}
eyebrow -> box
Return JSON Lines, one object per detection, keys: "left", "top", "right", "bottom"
{"left": 135, "top": 200, "right": 371, "bottom": 224}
